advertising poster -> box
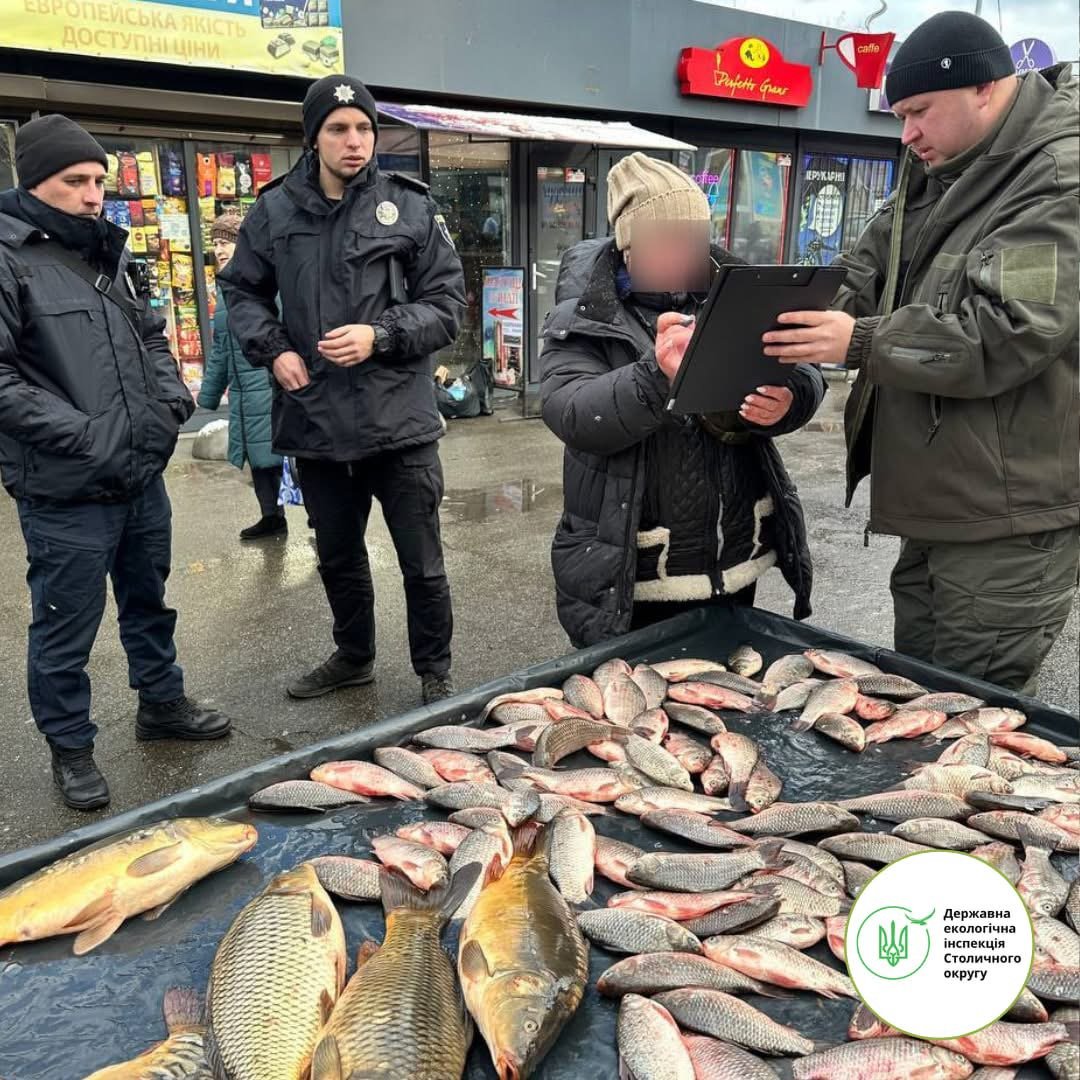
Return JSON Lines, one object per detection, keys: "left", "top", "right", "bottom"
{"left": 482, "top": 268, "right": 524, "bottom": 390}
{"left": 1, "top": 0, "right": 343, "bottom": 77}
{"left": 796, "top": 153, "right": 849, "bottom": 266}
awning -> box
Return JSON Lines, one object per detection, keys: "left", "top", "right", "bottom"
{"left": 377, "top": 101, "right": 696, "bottom": 151}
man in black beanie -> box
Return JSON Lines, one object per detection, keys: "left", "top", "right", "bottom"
{"left": 221, "top": 75, "right": 465, "bottom": 707}
{"left": 764, "top": 12, "right": 1079, "bottom": 694}
{"left": 0, "top": 115, "right": 231, "bottom": 810}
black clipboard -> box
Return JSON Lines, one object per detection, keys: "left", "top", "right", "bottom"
{"left": 667, "top": 264, "right": 847, "bottom": 414}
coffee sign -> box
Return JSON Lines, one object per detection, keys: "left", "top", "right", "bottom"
{"left": 678, "top": 36, "right": 814, "bottom": 108}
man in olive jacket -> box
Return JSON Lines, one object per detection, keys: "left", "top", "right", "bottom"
{"left": 764, "top": 12, "right": 1079, "bottom": 693}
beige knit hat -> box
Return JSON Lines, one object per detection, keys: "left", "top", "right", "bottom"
{"left": 607, "top": 152, "right": 710, "bottom": 251}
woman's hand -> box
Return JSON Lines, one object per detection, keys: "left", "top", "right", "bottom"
{"left": 740, "top": 385, "right": 794, "bottom": 427}
{"left": 656, "top": 312, "right": 695, "bottom": 382}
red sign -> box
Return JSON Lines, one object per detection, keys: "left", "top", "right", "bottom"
{"left": 832, "top": 32, "right": 896, "bottom": 89}
{"left": 488, "top": 307, "right": 519, "bottom": 319}
{"left": 678, "top": 36, "right": 814, "bottom": 108}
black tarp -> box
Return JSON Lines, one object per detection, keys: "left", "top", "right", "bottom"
{"left": 0, "top": 606, "right": 1076, "bottom": 1079}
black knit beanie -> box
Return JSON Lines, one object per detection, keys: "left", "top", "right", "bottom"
{"left": 16, "top": 114, "right": 108, "bottom": 191}
{"left": 886, "top": 12, "right": 1014, "bottom": 105}
{"left": 302, "top": 75, "right": 379, "bottom": 147}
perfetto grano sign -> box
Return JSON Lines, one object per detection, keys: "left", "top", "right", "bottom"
{"left": 678, "top": 36, "right": 814, "bottom": 107}
{"left": 0, "top": 0, "right": 343, "bottom": 77}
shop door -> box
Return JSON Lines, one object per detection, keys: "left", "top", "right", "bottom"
{"left": 526, "top": 145, "right": 595, "bottom": 385}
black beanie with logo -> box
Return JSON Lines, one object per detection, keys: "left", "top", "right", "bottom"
{"left": 15, "top": 114, "right": 108, "bottom": 191}
{"left": 302, "top": 75, "right": 379, "bottom": 146}
{"left": 886, "top": 11, "right": 1015, "bottom": 106}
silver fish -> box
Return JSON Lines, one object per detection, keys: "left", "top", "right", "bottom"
{"left": 817, "top": 832, "right": 933, "bottom": 865}
{"left": 725, "top": 801, "right": 861, "bottom": 838}
{"left": 372, "top": 747, "right": 445, "bottom": 790}
{"left": 761, "top": 654, "right": 815, "bottom": 693}
{"left": 594, "top": 657, "right": 633, "bottom": 693}
{"left": 794, "top": 679, "right": 859, "bottom": 732}
{"left": 631, "top": 664, "right": 669, "bottom": 710}
{"left": 1017, "top": 821, "right": 1070, "bottom": 917}
{"left": 248, "top": 781, "right": 369, "bottom": 813}
{"left": 577, "top": 908, "right": 703, "bottom": 954}
{"left": 562, "top": 673, "right": 605, "bottom": 717}
{"left": 616, "top": 994, "right": 696, "bottom": 1080}
{"left": 900, "top": 692, "right": 987, "bottom": 715}
{"left": 640, "top": 809, "right": 754, "bottom": 848}
{"left": 841, "top": 860, "right": 877, "bottom": 898}
{"left": 628, "top": 842, "right": 785, "bottom": 893}
{"left": 813, "top": 713, "right": 866, "bottom": 753}
{"left": 892, "top": 818, "right": 994, "bottom": 851}
{"left": 663, "top": 702, "right": 727, "bottom": 735}
{"left": 804, "top": 649, "right": 881, "bottom": 679}
{"left": 728, "top": 644, "right": 764, "bottom": 678}
{"left": 970, "top": 842, "right": 1023, "bottom": 885}
{"left": 604, "top": 674, "right": 648, "bottom": 725}
{"left": 837, "top": 790, "right": 974, "bottom": 823}
{"left": 615, "top": 787, "right": 733, "bottom": 815}
{"left": 854, "top": 673, "right": 927, "bottom": 699}
{"left": 698, "top": 669, "right": 764, "bottom": 697}
{"left": 547, "top": 809, "right": 596, "bottom": 905}
{"left": 683, "top": 1034, "right": 783, "bottom": 1080}
{"left": 1046, "top": 1006, "right": 1079, "bottom": 1080}
{"left": 681, "top": 895, "right": 782, "bottom": 938}
{"left": 621, "top": 733, "right": 695, "bottom": 791}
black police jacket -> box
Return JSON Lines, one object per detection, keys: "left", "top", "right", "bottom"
{"left": 219, "top": 153, "right": 466, "bottom": 461}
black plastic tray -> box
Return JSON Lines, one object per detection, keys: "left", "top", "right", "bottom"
{"left": 0, "top": 607, "right": 1075, "bottom": 1079}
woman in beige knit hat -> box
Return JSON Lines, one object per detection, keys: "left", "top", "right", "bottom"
{"left": 539, "top": 152, "right": 825, "bottom": 647}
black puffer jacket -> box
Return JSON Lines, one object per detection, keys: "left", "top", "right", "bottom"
{"left": 219, "top": 153, "right": 465, "bottom": 461}
{"left": 0, "top": 189, "right": 193, "bottom": 504}
{"left": 540, "top": 238, "right": 823, "bottom": 647}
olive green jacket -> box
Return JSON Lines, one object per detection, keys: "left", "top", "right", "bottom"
{"left": 835, "top": 64, "right": 1079, "bottom": 543}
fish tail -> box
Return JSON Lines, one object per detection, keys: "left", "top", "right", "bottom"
{"left": 1016, "top": 819, "right": 1050, "bottom": 855}
{"left": 512, "top": 820, "right": 544, "bottom": 858}
{"left": 162, "top": 986, "right": 204, "bottom": 1033}
{"left": 728, "top": 782, "right": 750, "bottom": 812}
{"left": 380, "top": 862, "right": 483, "bottom": 928}
{"left": 756, "top": 839, "right": 787, "bottom": 868}
{"left": 788, "top": 715, "right": 816, "bottom": 732}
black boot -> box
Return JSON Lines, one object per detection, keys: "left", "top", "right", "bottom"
{"left": 287, "top": 651, "right": 375, "bottom": 699}
{"left": 422, "top": 672, "right": 455, "bottom": 705}
{"left": 240, "top": 514, "right": 287, "bottom": 541}
{"left": 135, "top": 696, "right": 232, "bottom": 741}
{"left": 51, "top": 746, "right": 110, "bottom": 811}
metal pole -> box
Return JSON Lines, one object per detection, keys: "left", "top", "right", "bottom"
{"left": 974, "top": 0, "right": 984, "bottom": 15}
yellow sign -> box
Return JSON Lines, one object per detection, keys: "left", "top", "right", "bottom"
{"left": 1, "top": 0, "right": 344, "bottom": 77}
{"left": 739, "top": 37, "right": 771, "bottom": 69}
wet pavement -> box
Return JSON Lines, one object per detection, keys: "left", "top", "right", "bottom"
{"left": 0, "top": 408, "right": 1076, "bottom": 853}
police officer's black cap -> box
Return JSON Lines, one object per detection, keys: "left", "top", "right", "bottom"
{"left": 302, "top": 75, "right": 379, "bottom": 146}
{"left": 15, "top": 114, "right": 108, "bottom": 190}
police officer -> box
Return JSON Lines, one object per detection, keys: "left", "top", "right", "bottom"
{"left": 0, "top": 115, "right": 231, "bottom": 811}
{"left": 221, "top": 75, "right": 466, "bottom": 706}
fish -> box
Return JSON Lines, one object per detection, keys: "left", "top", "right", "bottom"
{"left": 598, "top": 952, "right": 783, "bottom": 999}
{"left": 1034, "top": 917, "right": 1080, "bottom": 967}
{"left": 395, "top": 821, "right": 472, "bottom": 857}
{"left": 450, "top": 807, "right": 512, "bottom": 829}
{"left": 632, "top": 707, "right": 670, "bottom": 743}
{"left": 372, "top": 746, "right": 445, "bottom": 790}
{"left": 547, "top": 809, "right": 596, "bottom": 905}
{"left": 990, "top": 732, "right": 1070, "bottom": 764}
{"left": 702, "top": 934, "right": 857, "bottom": 998}
{"left": 621, "top": 733, "right": 695, "bottom": 791}
{"left": 841, "top": 860, "right": 877, "bottom": 898}
{"left": 82, "top": 987, "right": 208, "bottom": 1079}
{"left": 478, "top": 688, "right": 562, "bottom": 723}
{"left": 727, "top": 644, "right": 764, "bottom": 677}
{"left": 804, "top": 648, "right": 881, "bottom": 678}
{"left": 669, "top": 683, "right": 759, "bottom": 714}
{"left": 817, "top": 832, "right": 933, "bottom": 865}
{"left": 744, "top": 760, "right": 784, "bottom": 813}
{"left": 501, "top": 719, "right": 555, "bottom": 753}
{"left": 681, "top": 895, "right": 782, "bottom": 938}
{"left": 425, "top": 781, "right": 514, "bottom": 814}
{"left": 682, "top": 1035, "right": 783, "bottom": 1080}
{"left": 615, "top": 787, "right": 733, "bottom": 816}
{"left": 617, "top": 995, "right": 696, "bottom": 1080}
{"left": 655, "top": 988, "right": 814, "bottom": 1056}
{"left": 901, "top": 692, "right": 987, "bottom": 715}
{"left": 608, "top": 889, "right": 761, "bottom": 922}
{"left": 793, "top": 679, "right": 859, "bottom": 732}
{"left": 709, "top": 732, "right": 761, "bottom": 809}
{"left": 544, "top": 699, "right": 595, "bottom": 723}
{"left": 933, "top": 708, "right": 1027, "bottom": 740}
{"left": 309, "top": 864, "right": 480, "bottom": 1080}
{"left": 761, "top": 654, "right": 815, "bottom": 693}
{"left": 305, "top": 856, "right": 382, "bottom": 903}
{"left": 663, "top": 702, "right": 728, "bottom": 735}
{"left": 813, "top": 713, "right": 867, "bottom": 753}
{"left": 458, "top": 823, "right": 589, "bottom": 1079}
{"left": 725, "top": 801, "right": 861, "bottom": 837}
{"left": 595, "top": 835, "right": 648, "bottom": 889}
{"left": 744, "top": 914, "right": 827, "bottom": 951}
{"left": 0, "top": 817, "right": 257, "bottom": 954}
{"left": 1028, "top": 965, "right": 1080, "bottom": 1004}
{"left": 448, "top": 820, "right": 513, "bottom": 925}
{"left": 697, "top": 669, "right": 765, "bottom": 697}
{"left": 640, "top": 809, "right": 754, "bottom": 848}
{"left": 662, "top": 731, "right": 713, "bottom": 775}
{"left": 902, "top": 764, "right": 1013, "bottom": 798}
{"left": 772, "top": 679, "right": 825, "bottom": 712}
{"left": 562, "top": 673, "right": 605, "bottom": 717}
{"left": 855, "top": 673, "right": 927, "bottom": 699}
{"left": 864, "top": 709, "right": 949, "bottom": 743}
{"left": 536, "top": 793, "right": 612, "bottom": 821}
{"left": 204, "top": 863, "right": 346, "bottom": 1080}
{"left": 1046, "top": 1007, "right": 1079, "bottom": 1080}
{"left": 1013, "top": 774, "right": 1080, "bottom": 805}
{"left": 848, "top": 1003, "right": 902, "bottom": 1041}
{"left": 412, "top": 725, "right": 520, "bottom": 753}
{"left": 792, "top": 1038, "right": 974, "bottom": 1080}
{"left": 931, "top": 1020, "right": 1073, "bottom": 1066}
{"left": 605, "top": 674, "right": 648, "bottom": 725}
{"left": 966, "top": 790, "right": 1057, "bottom": 813}
{"left": 371, "top": 836, "right": 449, "bottom": 891}
{"left": 700, "top": 755, "right": 731, "bottom": 796}
{"left": 772, "top": 853, "right": 847, "bottom": 900}
{"left": 418, "top": 748, "right": 497, "bottom": 785}
{"left": 1017, "top": 822, "right": 1070, "bottom": 917}
{"left": 967, "top": 811, "right": 1078, "bottom": 852}
{"left": 248, "top": 781, "right": 370, "bottom": 813}
{"left": 594, "top": 657, "right": 634, "bottom": 692}
{"left": 531, "top": 717, "right": 622, "bottom": 769}
{"left": 490, "top": 701, "right": 551, "bottom": 726}
{"left": 1007, "top": 986, "right": 1051, "bottom": 1023}
{"left": 487, "top": 750, "right": 541, "bottom": 792}
{"left": 838, "top": 790, "right": 973, "bottom": 822}
{"left": 577, "top": 908, "right": 703, "bottom": 955}
{"left": 853, "top": 694, "right": 897, "bottom": 721}
{"left": 627, "top": 842, "right": 786, "bottom": 893}
{"left": 631, "top": 664, "right": 669, "bottom": 710}
{"left": 824, "top": 915, "right": 846, "bottom": 961}
{"left": 893, "top": 818, "right": 994, "bottom": 851}
{"left": 938, "top": 733, "right": 994, "bottom": 768}
{"left": 311, "top": 760, "right": 425, "bottom": 800}
{"left": 970, "top": 842, "right": 1023, "bottom": 885}
{"left": 742, "top": 874, "right": 848, "bottom": 917}
{"left": 652, "top": 658, "right": 726, "bottom": 682}
{"left": 519, "top": 765, "right": 643, "bottom": 803}
{"left": 776, "top": 839, "right": 847, "bottom": 889}
{"left": 503, "top": 789, "right": 543, "bottom": 827}
{"left": 1066, "top": 877, "right": 1080, "bottom": 932}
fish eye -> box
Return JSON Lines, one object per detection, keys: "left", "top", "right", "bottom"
{"left": 523, "top": 1019, "right": 539, "bottom": 1034}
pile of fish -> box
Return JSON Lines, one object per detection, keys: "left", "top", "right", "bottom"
{"left": 1, "top": 643, "right": 1077, "bottom": 1079}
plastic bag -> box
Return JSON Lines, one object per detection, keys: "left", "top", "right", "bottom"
{"left": 435, "top": 373, "right": 480, "bottom": 419}
{"left": 279, "top": 457, "right": 304, "bottom": 506}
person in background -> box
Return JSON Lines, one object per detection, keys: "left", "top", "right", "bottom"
{"left": 765, "top": 11, "right": 1079, "bottom": 693}
{"left": 540, "top": 153, "right": 824, "bottom": 647}
{"left": 198, "top": 211, "right": 287, "bottom": 541}
{"left": 0, "top": 115, "right": 230, "bottom": 811}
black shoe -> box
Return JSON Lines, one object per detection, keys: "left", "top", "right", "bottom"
{"left": 422, "top": 672, "right": 455, "bottom": 706}
{"left": 287, "top": 651, "right": 375, "bottom": 699}
{"left": 240, "top": 514, "right": 287, "bottom": 541}
{"left": 135, "top": 696, "right": 232, "bottom": 741}
{"left": 51, "top": 746, "right": 110, "bottom": 811}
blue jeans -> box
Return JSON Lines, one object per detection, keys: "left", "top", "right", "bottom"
{"left": 16, "top": 476, "right": 185, "bottom": 750}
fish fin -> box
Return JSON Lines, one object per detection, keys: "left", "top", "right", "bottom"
{"left": 1064, "top": 1019, "right": 1080, "bottom": 1045}
{"left": 61, "top": 894, "right": 114, "bottom": 932}
{"left": 512, "top": 820, "right": 544, "bottom": 858}
{"left": 788, "top": 716, "right": 816, "bottom": 732}
{"left": 141, "top": 889, "right": 187, "bottom": 921}
{"left": 162, "top": 987, "right": 204, "bottom": 1033}
{"left": 311, "top": 1032, "right": 344, "bottom": 1080}
{"left": 203, "top": 1026, "right": 225, "bottom": 1080}
{"left": 756, "top": 839, "right": 786, "bottom": 868}
{"left": 496, "top": 762, "right": 526, "bottom": 784}
{"left": 356, "top": 939, "right": 380, "bottom": 968}
{"left": 810, "top": 1041, "right": 839, "bottom": 1054}
{"left": 752, "top": 981, "right": 794, "bottom": 999}
{"left": 441, "top": 862, "right": 483, "bottom": 925}
{"left": 838, "top": 897, "right": 852, "bottom": 914}
{"left": 310, "top": 891, "right": 336, "bottom": 938}
{"left": 126, "top": 842, "right": 184, "bottom": 877}
{"left": 728, "top": 783, "right": 750, "bottom": 812}
{"left": 618, "top": 1054, "right": 638, "bottom": 1080}
{"left": 482, "top": 855, "right": 508, "bottom": 888}
{"left": 319, "top": 988, "right": 335, "bottom": 1025}
{"left": 73, "top": 913, "right": 125, "bottom": 955}
{"left": 1016, "top": 819, "right": 1051, "bottom": 855}
{"left": 459, "top": 938, "right": 492, "bottom": 981}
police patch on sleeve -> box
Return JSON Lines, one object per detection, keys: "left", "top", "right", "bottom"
{"left": 433, "top": 213, "right": 456, "bottom": 251}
